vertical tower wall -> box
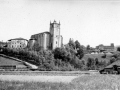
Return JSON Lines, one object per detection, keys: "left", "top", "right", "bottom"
{"left": 50, "top": 20, "right": 62, "bottom": 49}
{"left": 43, "top": 33, "right": 51, "bottom": 50}
{"left": 27, "top": 39, "right": 36, "bottom": 49}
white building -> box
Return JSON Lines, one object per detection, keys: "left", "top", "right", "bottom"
{"left": 7, "top": 38, "right": 28, "bottom": 49}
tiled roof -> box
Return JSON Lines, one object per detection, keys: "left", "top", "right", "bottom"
{"left": 31, "top": 31, "right": 50, "bottom": 36}
{"left": 105, "top": 60, "right": 120, "bottom": 69}
{"left": 8, "top": 38, "right": 28, "bottom": 41}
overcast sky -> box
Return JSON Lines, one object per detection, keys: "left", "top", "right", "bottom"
{"left": 0, "top": 0, "right": 120, "bottom": 47}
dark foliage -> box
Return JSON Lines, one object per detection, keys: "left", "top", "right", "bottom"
{"left": 109, "top": 57, "right": 116, "bottom": 64}
{"left": 101, "top": 53, "right": 106, "bottom": 58}
{"left": 117, "top": 47, "right": 120, "bottom": 52}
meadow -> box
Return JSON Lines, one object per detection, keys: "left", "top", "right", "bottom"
{"left": 0, "top": 74, "right": 120, "bottom": 90}
{"left": 83, "top": 53, "right": 113, "bottom": 63}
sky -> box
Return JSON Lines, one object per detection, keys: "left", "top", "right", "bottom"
{"left": 0, "top": 0, "right": 120, "bottom": 47}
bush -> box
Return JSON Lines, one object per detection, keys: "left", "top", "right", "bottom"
{"left": 101, "top": 53, "right": 106, "bottom": 58}
{"left": 110, "top": 57, "right": 116, "bottom": 64}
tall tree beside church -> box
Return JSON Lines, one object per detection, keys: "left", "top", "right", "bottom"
{"left": 75, "top": 40, "right": 84, "bottom": 59}
{"left": 68, "top": 38, "right": 76, "bottom": 49}
{"left": 117, "top": 47, "right": 120, "bottom": 52}
{"left": 75, "top": 40, "right": 80, "bottom": 49}
{"left": 86, "top": 45, "right": 90, "bottom": 50}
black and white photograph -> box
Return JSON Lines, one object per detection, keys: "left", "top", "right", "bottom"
{"left": 0, "top": 0, "right": 120, "bottom": 90}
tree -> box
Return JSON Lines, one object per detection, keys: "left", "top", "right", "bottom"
{"left": 76, "top": 48, "right": 84, "bottom": 59}
{"left": 53, "top": 47, "right": 69, "bottom": 62}
{"left": 86, "top": 58, "right": 95, "bottom": 70}
{"left": 68, "top": 38, "right": 75, "bottom": 49}
{"left": 117, "top": 47, "right": 120, "bottom": 52}
{"left": 75, "top": 40, "right": 80, "bottom": 49}
{"left": 95, "top": 58, "right": 99, "bottom": 70}
{"left": 110, "top": 57, "right": 116, "bottom": 64}
{"left": 86, "top": 45, "right": 90, "bottom": 50}
{"left": 101, "top": 53, "right": 106, "bottom": 58}
{"left": 75, "top": 40, "right": 84, "bottom": 59}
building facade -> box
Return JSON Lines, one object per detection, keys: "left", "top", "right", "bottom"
{"left": 30, "top": 32, "right": 51, "bottom": 50}
{"left": 29, "top": 20, "right": 63, "bottom": 50}
{"left": 7, "top": 38, "right": 28, "bottom": 49}
{"left": 99, "top": 60, "right": 120, "bottom": 74}
{"left": 96, "top": 43, "right": 115, "bottom": 53}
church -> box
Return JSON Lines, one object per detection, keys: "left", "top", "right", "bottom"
{"left": 28, "top": 20, "right": 63, "bottom": 50}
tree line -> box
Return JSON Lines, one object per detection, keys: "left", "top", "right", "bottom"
{"left": 0, "top": 39, "right": 119, "bottom": 71}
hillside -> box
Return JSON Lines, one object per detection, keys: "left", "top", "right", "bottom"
{"left": 0, "top": 55, "right": 38, "bottom": 70}
{"left": 0, "top": 55, "right": 28, "bottom": 70}
{"left": 82, "top": 53, "right": 113, "bottom": 63}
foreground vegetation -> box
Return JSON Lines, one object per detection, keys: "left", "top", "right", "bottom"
{"left": 1, "top": 74, "right": 120, "bottom": 90}
{"left": 0, "top": 81, "right": 73, "bottom": 90}
{"left": 72, "top": 74, "right": 120, "bottom": 90}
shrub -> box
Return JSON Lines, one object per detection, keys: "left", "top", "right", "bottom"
{"left": 101, "top": 53, "right": 106, "bottom": 58}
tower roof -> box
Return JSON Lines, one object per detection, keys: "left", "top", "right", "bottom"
{"left": 53, "top": 20, "right": 56, "bottom": 23}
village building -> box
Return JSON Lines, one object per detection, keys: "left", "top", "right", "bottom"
{"left": 28, "top": 20, "right": 63, "bottom": 50}
{"left": 30, "top": 32, "right": 51, "bottom": 50}
{"left": 96, "top": 43, "right": 115, "bottom": 53}
{"left": 99, "top": 60, "right": 120, "bottom": 74}
{"left": 7, "top": 38, "right": 28, "bottom": 49}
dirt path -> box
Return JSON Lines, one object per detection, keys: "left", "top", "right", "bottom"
{"left": 0, "top": 75, "right": 79, "bottom": 83}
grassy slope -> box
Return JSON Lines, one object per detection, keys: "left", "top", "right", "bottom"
{"left": 82, "top": 53, "right": 113, "bottom": 63}
{"left": 0, "top": 56, "right": 22, "bottom": 65}
{"left": 0, "top": 56, "right": 27, "bottom": 69}
{"left": 1, "top": 74, "right": 120, "bottom": 90}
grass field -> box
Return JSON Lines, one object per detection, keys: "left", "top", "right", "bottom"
{"left": 83, "top": 53, "right": 113, "bottom": 63}
{"left": 0, "top": 81, "right": 73, "bottom": 90}
{"left": 72, "top": 74, "right": 120, "bottom": 90}
{"left": 0, "top": 74, "right": 120, "bottom": 90}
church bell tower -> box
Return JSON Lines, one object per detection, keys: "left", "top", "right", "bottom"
{"left": 50, "top": 20, "right": 62, "bottom": 49}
